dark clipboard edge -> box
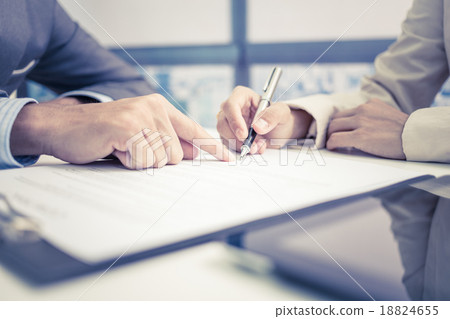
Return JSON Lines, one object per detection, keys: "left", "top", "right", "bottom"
{"left": 0, "top": 174, "right": 434, "bottom": 286}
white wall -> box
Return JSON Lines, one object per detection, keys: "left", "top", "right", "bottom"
{"left": 248, "top": 0, "right": 414, "bottom": 43}
{"left": 59, "top": 0, "right": 413, "bottom": 48}
{"left": 59, "top": 0, "right": 231, "bottom": 47}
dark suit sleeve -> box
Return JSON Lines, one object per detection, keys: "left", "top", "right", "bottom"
{"left": 27, "top": 1, "right": 154, "bottom": 100}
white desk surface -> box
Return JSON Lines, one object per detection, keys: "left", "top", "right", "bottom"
{"left": 1, "top": 150, "right": 450, "bottom": 301}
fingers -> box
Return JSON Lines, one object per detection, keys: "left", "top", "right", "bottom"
{"left": 216, "top": 111, "right": 244, "bottom": 151}
{"left": 114, "top": 129, "right": 157, "bottom": 169}
{"left": 220, "top": 86, "right": 260, "bottom": 141}
{"left": 114, "top": 126, "right": 182, "bottom": 169}
{"left": 113, "top": 94, "right": 236, "bottom": 168}
{"left": 257, "top": 140, "right": 268, "bottom": 154}
{"left": 326, "top": 99, "right": 408, "bottom": 159}
{"left": 169, "top": 107, "right": 235, "bottom": 162}
{"left": 217, "top": 87, "right": 290, "bottom": 156}
{"left": 332, "top": 108, "right": 357, "bottom": 119}
{"left": 179, "top": 138, "right": 199, "bottom": 160}
{"left": 327, "top": 117, "right": 359, "bottom": 138}
{"left": 231, "top": 102, "right": 293, "bottom": 155}
{"left": 148, "top": 130, "right": 170, "bottom": 167}
{"left": 249, "top": 137, "right": 267, "bottom": 154}
{"left": 252, "top": 102, "right": 291, "bottom": 135}
{"left": 327, "top": 105, "right": 371, "bottom": 151}
{"left": 113, "top": 150, "right": 130, "bottom": 168}
{"left": 332, "top": 99, "right": 394, "bottom": 120}
{"left": 326, "top": 131, "right": 362, "bottom": 151}
{"left": 157, "top": 128, "right": 184, "bottom": 166}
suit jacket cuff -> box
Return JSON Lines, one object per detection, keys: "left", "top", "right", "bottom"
{"left": 402, "top": 107, "right": 450, "bottom": 163}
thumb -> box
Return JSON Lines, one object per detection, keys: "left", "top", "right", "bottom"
{"left": 252, "top": 102, "right": 291, "bottom": 135}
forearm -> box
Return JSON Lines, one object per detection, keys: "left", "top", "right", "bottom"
{"left": 9, "top": 97, "right": 83, "bottom": 156}
{"left": 46, "top": 97, "right": 87, "bottom": 106}
{"left": 10, "top": 103, "right": 47, "bottom": 156}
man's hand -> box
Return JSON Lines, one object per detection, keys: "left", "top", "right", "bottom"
{"left": 327, "top": 98, "right": 409, "bottom": 159}
{"left": 44, "top": 97, "right": 89, "bottom": 106}
{"left": 10, "top": 94, "right": 234, "bottom": 169}
{"left": 216, "top": 86, "right": 312, "bottom": 154}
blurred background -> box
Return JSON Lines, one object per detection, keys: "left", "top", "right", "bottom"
{"left": 29, "top": 0, "right": 450, "bottom": 127}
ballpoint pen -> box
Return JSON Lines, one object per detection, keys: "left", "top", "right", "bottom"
{"left": 240, "top": 66, "right": 282, "bottom": 159}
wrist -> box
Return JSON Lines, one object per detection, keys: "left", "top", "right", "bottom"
{"left": 10, "top": 102, "right": 57, "bottom": 156}
{"left": 43, "top": 96, "right": 93, "bottom": 106}
{"left": 291, "top": 109, "right": 313, "bottom": 139}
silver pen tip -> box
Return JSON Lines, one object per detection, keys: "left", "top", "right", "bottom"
{"left": 240, "top": 146, "right": 250, "bottom": 159}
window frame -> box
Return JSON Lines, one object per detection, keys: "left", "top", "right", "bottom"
{"left": 110, "top": 0, "right": 395, "bottom": 88}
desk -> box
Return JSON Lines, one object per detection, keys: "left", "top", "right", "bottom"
{"left": 1, "top": 150, "right": 449, "bottom": 300}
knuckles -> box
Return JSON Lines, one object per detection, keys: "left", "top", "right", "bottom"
{"left": 216, "top": 119, "right": 225, "bottom": 133}
{"left": 326, "top": 134, "right": 337, "bottom": 149}
{"left": 356, "top": 103, "right": 371, "bottom": 114}
{"left": 112, "top": 108, "right": 142, "bottom": 136}
{"left": 106, "top": 95, "right": 170, "bottom": 149}
{"left": 354, "top": 114, "right": 367, "bottom": 127}
{"left": 143, "top": 93, "right": 167, "bottom": 108}
{"left": 232, "top": 85, "right": 250, "bottom": 94}
{"left": 92, "top": 94, "right": 189, "bottom": 169}
{"left": 168, "top": 149, "right": 184, "bottom": 165}
{"left": 357, "top": 98, "right": 387, "bottom": 113}
{"left": 112, "top": 94, "right": 169, "bottom": 130}
{"left": 219, "top": 100, "right": 232, "bottom": 113}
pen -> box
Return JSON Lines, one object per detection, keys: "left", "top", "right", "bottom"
{"left": 240, "top": 66, "right": 282, "bottom": 159}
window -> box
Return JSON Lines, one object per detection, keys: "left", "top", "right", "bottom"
{"left": 30, "top": 0, "right": 449, "bottom": 127}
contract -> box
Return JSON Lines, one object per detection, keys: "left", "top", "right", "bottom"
{"left": 0, "top": 148, "right": 425, "bottom": 264}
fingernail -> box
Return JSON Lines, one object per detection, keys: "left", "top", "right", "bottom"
{"left": 254, "top": 118, "right": 269, "bottom": 130}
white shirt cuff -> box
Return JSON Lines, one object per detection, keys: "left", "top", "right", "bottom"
{"left": 60, "top": 90, "right": 113, "bottom": 103}
{"left": 0, "top": 98, "right": 40, "bottom": 169}
{"left": 284, "top": 94, "right": 336, "bottom": 148}
{"left": 284, "top": 92, "right": 367, "bottom": 149}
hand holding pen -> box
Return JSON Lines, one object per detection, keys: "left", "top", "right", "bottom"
{"left": 216, "top": 67, "right": 313, "bottom": 156}
{"left": 240, "top": 67, "right": 282, "bottom": 158}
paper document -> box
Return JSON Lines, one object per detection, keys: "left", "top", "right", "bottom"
{"left": 0, "top": 149, "right": 425, "bottom": 264}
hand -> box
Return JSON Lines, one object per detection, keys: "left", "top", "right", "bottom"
{"left": 327, "top": 98, "right": 409, "bottom": 159}
{"left": 48, "top": 96, "right": 97, "bottom": 105}
{"left": 11, "top": 94, "right": 234, "bottom": 169}
{"left": 216, "top": 86, "right": 312, "bottom": 154}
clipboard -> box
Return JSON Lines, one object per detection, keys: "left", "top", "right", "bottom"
{"left": 226, "top": 175, "right": 450, "bottom": 300}
{"left": 0, "top": 175, "right": 432, "bottom": 285}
